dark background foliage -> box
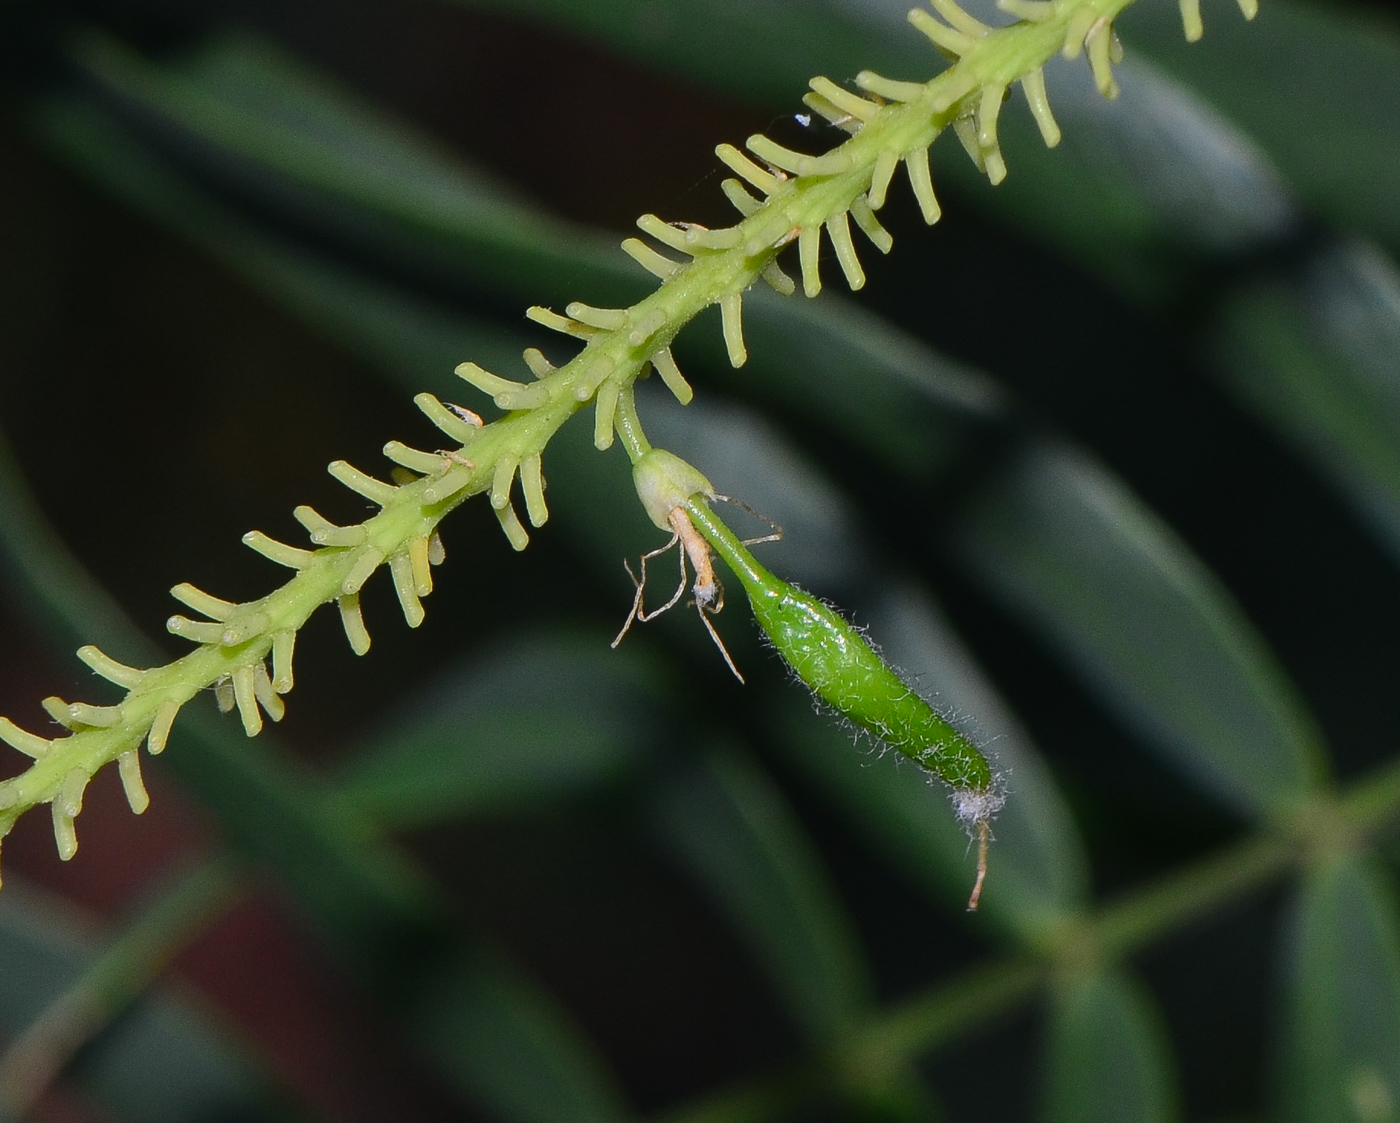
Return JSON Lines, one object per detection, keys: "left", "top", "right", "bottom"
{"left": 2, "top": 0, "right": 1400, "bottom": 1120}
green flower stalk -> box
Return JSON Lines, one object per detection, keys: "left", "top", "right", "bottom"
{"left": 0, "top": 0, "right": 1252, "bottom": 878}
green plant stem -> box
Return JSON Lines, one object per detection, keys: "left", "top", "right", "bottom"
{"left": 657, "top": 759, "right": 1400, "bottom": 1123}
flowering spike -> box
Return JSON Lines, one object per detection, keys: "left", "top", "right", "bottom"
{"left": 908, "top": 8, "right": 977, "bottom": 55}
{"left": 390, "top": 553, "right": 426, "bottom": 628}
{"left": 272, "top": 630, "right": 296, "bottom": 694}
{"left": 0, "top": 718, "right": 51, "bottom": 759}
{"left": 1020, "top": 68, "right": 1061, "bottom": 147}
{"left": 595, "top": 380, "right": 621, "bottom": 451}
{"left": 715, "top": 143, "right": 783, "bottom": 195}
{"left": 118, "top": 751, "right": 149, "bottom": 814}
{"left": 147, "top": 700, "right": 179, "bottom": 755}
{"left": 855, "top": 71, "right": 927, "bottom": 103}
{"left": 526, "top": 306, "right": 595, "bottom": 339}
{"left": 170, "top": 583, "right": 234, "bottom": 622}
{"left": 827, "top": 211, "right": 865, "bottom": 290}
{"left": 167, "top": 616, "right": 225, "bottom": 645}
{"left": 720, "top": 178, "right": 762, "bottom": 218}
{"left": 905, "top": 149, "right": 942, "bottom": 224}
{"left": 253, "top": 663, "right": 285, "bottom": 721}
{"left": 621, "top": 238, "right": 681, "bottom": 279}
{"left": 384, "top": 441, "right": 446, "bottom": 476}
{"left": 849, "top": 196, "right": 893, "bottom": 254}
{"left": 651, "top": 349, "right": 693, "bottom": 405}
{"left": 521, "top": 348, "right": 556, "bottom": 379}
{"left": 414, "top": 393, "right": 482, "bottom": 445}
{"left": 328, "top": 460, "right": 397, "bottom": 506}
{"left": 760, "top": 259, "right": 796, "bottom": 296}
{"left": 799, "top": 225, "right": 823, "bottom": 297}
{"left": 720, "top": 293, "right": 747, "bottom": 367}
{"left": 492, "top": 456, "right": 519, "bottom": 511}
{"left": 51, "top": 803, "right": 77, "bottom": 862}
{"left": 495, "top": 502, "right": 530, "bottom": 552}
{"left": 293, "top": 505, "right": 367, "bottom": 548}
{"left": 243, "top": 531, "right": 315, "bottom": 570}
{"left": 520, "top": 454, "right": 549, "bottom": 527}
{"left": 339, "top": 594, "right": 371, "bottom": 656}
{"left": 232, "top": 665, "right": 261, "bottom": 737}
{"left": 807, "top": 77, "right": 879, "bottom": 122}
{"left": 341, "top": 548, "right": 385, "bottom": 596}
{"left": 76, "top": 645, "right": 144, "bottom": 689}
{"left": 868, "top": 148, "right": 900, "bottom": 210}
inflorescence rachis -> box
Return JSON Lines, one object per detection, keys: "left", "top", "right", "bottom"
{"left": 0, "top": 0, "right": 1252, "bottom": 876}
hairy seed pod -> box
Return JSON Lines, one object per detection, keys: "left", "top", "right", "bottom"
{"left": 685, "top": 500, "right": 994, "bottom": 797}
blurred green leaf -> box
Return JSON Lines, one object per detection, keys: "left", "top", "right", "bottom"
{"left": 650, "top": 749, "right": 872, "bottom": 1045}
{"left": 953, "top": 440, "right": 1326, "bottom": 817}
{"left": 0, "top": 878, "right": 287, "bottom": 1123}
{"left": 1041, "top": 969, "right": 1178, "bottom": 1123}
{"left": 1126, "top": 0, "right": 1400, "bottom": 252}
{"left": 1278, "top": 852, "right": 1400, "bottom": 1123}
{"left": 1211, "top": 241, "right": 1400, "bottom": 563}
{"left": 336, "top": 632, "right": 658, "bottom": 827}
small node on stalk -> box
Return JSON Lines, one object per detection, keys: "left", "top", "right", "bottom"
{"left": 1178, "top": 0, "right": 1204, "bottom": 40}
{"left": 621, "top": 238, "right": 681, "bottom": 279}
{"left": 760, "top": 259, "right": 796, "bottom": 296}
{"left": 526, "top": 305, "right": 596, "bottom": 339}
{"left": 341, "top": 547, "right": 385, "bottom": 596}
{"left": 253, "top": 663, "right": 284, "bottom": 721}
{"left": 1086, "top": 19, "right": 1122, "bottom": 99}
{"left": 807, "top": 78, "right": 879, "bottom": 124}
{"left": 170, "top": 583, "right": 235, "bottom": 621}
{"left": 650, "top": 348, "right": 693, "bottom": 405}
{"left": 339, "top": 594, "right": 372, "bottom": 656}
{"left": 798, "top": 225, "right": 824, "bottom": 297}
{"left": 574, "top": 356, "right": 616, "bottom": 401}
{"left": 51, "top": 803, "right": 78, "bottom": 862}
{"left": 456, "top": 362, "right": 549, "bottom": 411}
{"left": 389, "top": 552, "right": 426, "bottom": 628}
{"left": 1021, "top": 68, "right": 1062, "bottom": 147}
{"left": 428, "top": 531, "right": 446, "bottom": 566}
{"left": 76, "top": 645, "right": 145, "bottom": 689}
{"left": 231, "top": 666, "right": 262, "bottom": 737}
{"left": 294, "top": 505, "right": 367, "bottom": 547}
{"left": 213, "top": 678, "right": 235, "bottom": 714}
{"left": 566, "top": 303, "right": 629, "bottom": 331}
{"left": 167, "top": 616, "right": 224, "bottom": 645}
{"left": 928, "top": 0, "right": 990, "bottom": 36}
{"left": 495, "top": 502, "right": 530, "bottom": 552}
{"left": 243, "top": 531, "right": 315, "bottom": 570}
{"left": 715, "top": 143, "right": 785, "bottom": 195}
{"left": 272, "top": 630, "right": 296, "bottom": 694}
{"left": 414, "top": 393, "right": 483, "bottom": 445}
{"left": 627, "top": 308, "right": 667, "bottom": 349}
{"left": 407, "top": 536, "right": 434, "bottom": 594}
{"left": 908, "top": 8, "right": 977, "bottom": 56}
{"left": 0, "top": 718, "right": 51, "bottom": 760}
{"left": 905, "top": 148, "right": 942, "bottom": 224}
{"left": 328, "top": 460, "right": 398, "bottom": 506}
{"left": 117, "top": 750, "right": 150, "bottom": 815}
{"left": 595, "top": 380, "right": 622, "bottom": 450}
{"left": 491, "top": 456, "right": 520, "bottom": 511}
{"left": 383, "top": 441, "right": 448, "bottom": 476}
{"left": 720, "top": 178, "right": 762, "bottom": 218}
{"left": 854, "top": 71, "right": 927, "bottom": 103}
{"left": 521, "top": 348, "right": 556, "bottom": 378}
{"left": 719, "top": 293, "right": 747, "bottom": 367}
{"left": 147, "top": 700, "right": 179, "bottom": 755}
{"left": 221, "top": 612, "right": 270, "bottom": 648}
{"left": 849, "top": 196, "right": 893, "bottom": 253}
{"left": 867, "top": 148, "right": 900, "bottom": 211}
{"left": 826, "top": 210, "right": 866, "bottom": 290}
{"left": 64, "top": 702, "right": 124, "bottom": 729}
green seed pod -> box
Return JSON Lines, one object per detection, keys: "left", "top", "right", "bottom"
{"left": 684, "top": 500, "right": 996, "bottom": 801}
